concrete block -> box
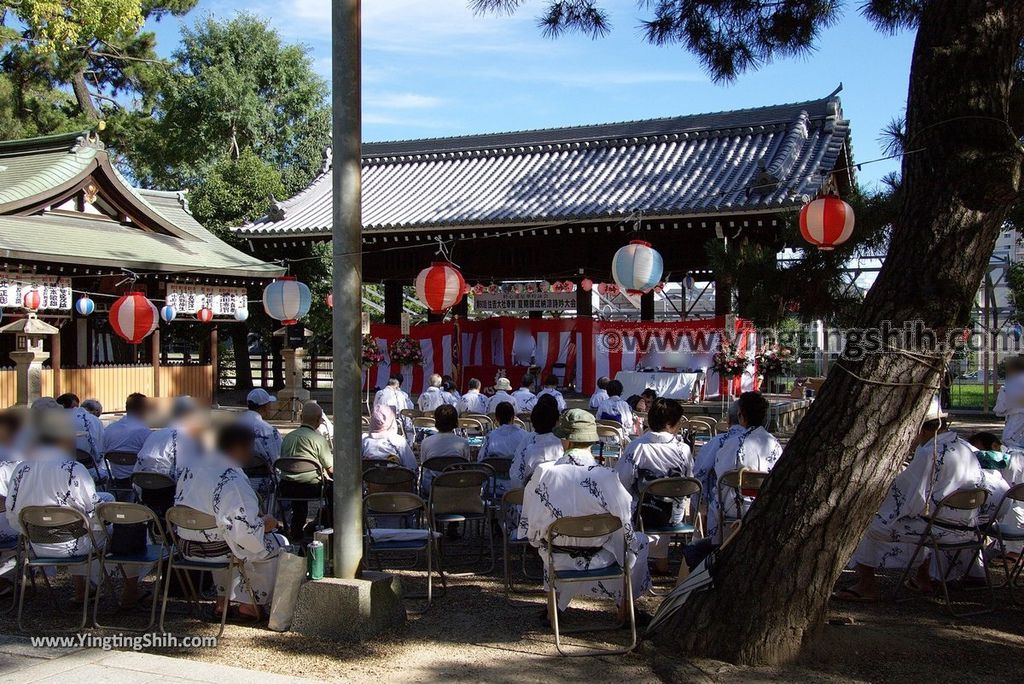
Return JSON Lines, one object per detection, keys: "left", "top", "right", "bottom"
{"left": 290, "top": 571, "right": 406, "bottom": 641}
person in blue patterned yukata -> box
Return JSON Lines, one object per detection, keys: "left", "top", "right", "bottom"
{"left": 704, "top": 391, "right": 782, "bottom": 544}
{"left": 521, "top": 408, "right": 650, "bottom": 623}
{"left": 237, "top": 388, "right": 283, "bottom": 468}
{"left": 173, "top": 423, "right": 288, "bottom": 622}
{"left": 692, "top": 400, "right": 743, "bottom": 541}
{"left": 835, "top": 397, "right": 1009, "bottom": 603}
{"left": 0, "top": 409, "right": 24, "bottom": 597}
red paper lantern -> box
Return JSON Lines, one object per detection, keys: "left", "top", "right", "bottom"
{"left": 414, "top": 261, "right": 465, "bottom": 313}
{"left": 326, "top": 292, "right": 333, "bottom": 309}
{"left": 581, "top": 278, "right": 593, "bottom": 292}
{"left": 799, "top": 196, "right": 855, "bottom": 250}
{"left": 109, "top": 292, "right": 158, "bottom": 344}
{"left": 22, "top": 290, "right": 40, "bottom": 311}
{"left": 196, "top": 307, "right": 213, "bottom": 323}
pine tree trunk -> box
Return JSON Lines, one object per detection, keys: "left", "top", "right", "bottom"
{"left": 71, "top": 69, "right": 100, "bottom": 120}
{"left": 657, "top": 0, "right": 1024, "bottom": 665}
{"left": 230, "top": 326, "right": 254, "bottom": 390}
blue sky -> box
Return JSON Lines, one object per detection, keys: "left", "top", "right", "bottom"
{"left": 147, "top": 0, "right": 915, "bottom": 190}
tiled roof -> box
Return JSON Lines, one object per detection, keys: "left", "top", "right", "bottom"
{"left": 0, "top": 131, "right": 283, "bottom": 279}
{"left": 234, "top": 94, "right": 852, "bottom": 237}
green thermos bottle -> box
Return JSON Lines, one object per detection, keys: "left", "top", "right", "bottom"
{"left": 307, "top": 540, "right": 324, "bottom": 580}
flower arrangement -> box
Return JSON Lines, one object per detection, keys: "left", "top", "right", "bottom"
{"left": 361, "top": 335, "right": 385, "bottom": 366}
{"left": 711, "top": 340, "right": 748, "bottom": 378}
{"left": 755, "top": 344, "right": 795, "bottom": 377}
{"left": 389, "top": 335, "right": 423, "bottom": 366}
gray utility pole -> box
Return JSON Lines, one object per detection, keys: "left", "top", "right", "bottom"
{"left": 331, "top": 0, "right": 363, "bottom": 579}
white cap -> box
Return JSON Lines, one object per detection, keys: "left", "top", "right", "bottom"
{"left": 924, "top": 395, "right": 948, "bottom": 422}
{"left": 247, "top": 388, "right": 277, "bottom": 407}
{"left": 495, "top": 377, "right": 512, "bottom": 391}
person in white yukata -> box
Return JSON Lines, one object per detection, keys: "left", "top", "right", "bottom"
{"left": 174, "top": 423, "right": 288, "bottom": 622}
{"left": 704, "top": 392, "right": 782, "bottom": 543}
{"left": 510, "top": 397, "right": 564, "bottom": 489}
{"left": 596, "top": 380, "right": 636, "bottom": 436}
{"left": 102, "top": 393, "right": 153, "bottom": 487}
{"left": 589, "top": 376, "right": 610, "bottom": 410}
{"left": 419, "top": 404, "right": 469, "bottom": 495}
{"left": 417, "top": 374, "right": 449, "bottom": 414}
{"left": 238, "top": 388, "right": 282, "bottom": 466}
{"left": 692, "top": 400, "right": 743, "bottom": 540}
{"left": 836, "top": 399, "right": 1009, "bottom": 602}
{"left": 361, "top": 405, "right": 417, "bottom": 470}
{"left": 511, "top": 374, "right": 538, "bottom": 413}
{"left": 56, "top": 393, "right": 106, "bottom": 481}
{"left": 614, "top": 398, "right": 692, "bottom": 574}
{"left": 536, "top": 375, "right": 567, "bottom": 413}
{"left": 134, "top": 397, "right": 207, "bottom": 517}
{"left": 6, "top": 409, "right": 146, "bottom": 607}
{"left": 479, "top": 402, "right": 528, "bottom": 460}
{"left": 994, "top": 356, "right": 1024, "bottom": 558}
{"left": 487, "top": 377, "right": 517, "bottom": 415}
{"left": 521, "top": 408, "right": 650, "bottom": 622}
{"left": 441, "top": 375, "right": 461, "bottom": 406}
{"left": 0, "top": 409, "right": 25, "bottom": 595}
{"left": 552, "top": 409, "right": 600, "bottom": 468}
{"left": 459, "top": 378, "right": 490, "bottom": 415}
{"left": 375, "top": 374, "right": 413, "bottom": 412}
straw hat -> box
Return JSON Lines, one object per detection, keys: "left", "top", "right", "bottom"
{"left": 495, "top": 377, "right": 512, "bottom": 391}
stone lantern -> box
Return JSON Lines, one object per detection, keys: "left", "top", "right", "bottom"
{"left": 1, "top": 310, "right": 59, "bottom": 406}
{"left": 272, "top": 323, "right": 312, "bottom": 419}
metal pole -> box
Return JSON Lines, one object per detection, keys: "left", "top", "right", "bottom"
{"left": 331, "top": 0, "right": 362, "bottom": 579}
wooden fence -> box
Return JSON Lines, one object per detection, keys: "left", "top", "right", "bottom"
{"left": 0, "top": 364, "right": 213, "bottom": 409}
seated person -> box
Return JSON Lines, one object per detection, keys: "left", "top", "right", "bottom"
{"left": 361, "top": 405, "right": 417, "bottom": 470}
{"left": 995, "top": 355, "right": 1024, "bottom": 448}
{"left": 459, "top": 378, "right": 490, "bottom": 415}
{"left": 614, "top": 398, "right": 692, "bottom": 574}
{"left": 102, "top": 393, "right": 153, "bottom": 486}
{"left": 278, "top": 402, "right": 334, "bottom": 541}
{"left": 375, "top": 374, "right": 413, "bottom": 412}
{"left": 511, "top": 396, "right": 564, "bottom": 488}
{"left": 0, "top": 408, "right": 22, "bottom": 464}
{"left": 511, "top": 375, "right": 538, "bottom": 413}
{"left": 705, "top": 392, "right": 782, "bottom": 543}
{"left": 0, "top": 409, "right": 25, "bottom": 595}
{"left": 522, "top": 439, "right": 650, "bottom": 621}
{"left": 134, "top": 397, "right": 206, "bottom": 515}
{"left": 692, "top": 400, "right": 744, "bottom": 538}
{"left": 418, "top": 374, "right": 448, "bottom": 414}
{"left": 553, "top": 409, "right": 600, "bottom": 467}
{"left": 238, "top": 389, "right": 283, "bottom": 466}
{"left": 174, "top": 423, "right": 288, "bottom": 622}
{"left": 487, "top": 377, "right": 517, "bottom": 415}
{"left": 441, "top": 376, "right": 461, "bottom": 407}
{"left": 836, "top": 399, "right": 1008, "bottom": 602}
{"left": 6, "top": 409, "right": 145, "bottom": 607}
{"left": 589, "top": 376, "right": 610, "bottom": 410}
{"left": 57, "top": 392, "right": 106, "bottom": 480}
{"left": 596, "top": 380, "right": 636, "bottom": 436}
{"left": 419, "top": 404, "right": 469, "bottom": 494}
{"left": 536, "top": 375, "right": 566, "bottom": 412}
{"left": 479, "top": 402, "right": 528, "bottom": 460}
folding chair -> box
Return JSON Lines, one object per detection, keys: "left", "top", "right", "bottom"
{"left": 242, "top": 456, "right": 277, "bottom": 515}
{"left": 274, "top": 458, "right": 328, "bottom": 538}
{"left": 596, "top": 424, "right": 626, "bottom": 465}
{"left": 16, "top": 505, "right": 101, "bottom": 631}
{"left": 75, "top": 448, "right": 107, "bottom": 487}
{"left": 482, "top": 456, "right": 514, "bottom": 504}
{"left": 500, "top": 488, "right": 541, "bottom": 599}
{"left": 716, "top": 468, "right": 769, "bottom": 544}
{"left": 983, "top": 482, "right": 1024, "bottom": 602}
{"left": 412, "top": 416, "right": 437, "bottom": 431}
{"left": 363, "top": 492, "right": 445, "bottom": 613}
{"left": 458, "top": 417, "right": 486, "bottom": 437}
{"left": 103, "top": 452, "right": 139, "bottom": 502}
{"left": 401, "top": 408, "right": 423, "bottom": 421}
{"left": 896, "top": 487, "right": 995, "bottom": 617}
{"left": 430, "top": 469, "right": 495, "bottom": 574}
{"left": 361, "top": 415, "right": 371, "bottom": 432}
{"left": 160, "top": 505, "right": 257, "bottom": 638}
{"left": 637, "top": 477, "right": 702, "bottom": 589}
{"left": 545, "top": 513, "right": 637, "bottom": 656}
{"left": 363, "top": 465, "right": 417, "bottom": 494}
{"left": 93, "top": 502, "right": 169, "bottom": 631}
{"left": 516, "top": 414, "right": 533, "bottom": 431}
{"left": 132, "top": 472, "right": 176, "bottom": 521}
{"left": 464, "top": 414, "right": 494, "bottom": 432}
{"left": 419, "top": 455, "right": 468, "bottom": 494}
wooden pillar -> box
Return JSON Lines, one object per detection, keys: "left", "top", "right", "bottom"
{"left": 383, "top": 280, "right": 404, "bottom": 325}
{"left": 75, "top": 317, "right": 88, "bottom": 366}
{"left": 715, "top": 275, "right": 734, "bottom": 315}
{"left": 640, "top": 291, "right": 655, "bottom": 321}
{"left": 152, "top": 327, "right": 161, "bottom": 397}
{"left": 452, "top": 296, "right": 469, "bottom": 318}
{"left": 210, "top": 326, "right": 219, "bottom": 405}
{"left": 576, "top": 280, "right": 593, "bottom": 318}
{"left": 51, "top": 332, "right": 61, "bottom": 397}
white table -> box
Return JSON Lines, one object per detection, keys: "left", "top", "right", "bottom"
{"left": 615, "top": 370, "right": 704, "bottom": 402}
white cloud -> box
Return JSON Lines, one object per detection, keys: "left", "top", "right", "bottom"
{"left": 364, "top": 93, "right": 446, "bottom": 109}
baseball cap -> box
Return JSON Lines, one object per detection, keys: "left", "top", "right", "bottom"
{"left": 247, "top": 388, "right": 277, "bottom": 407}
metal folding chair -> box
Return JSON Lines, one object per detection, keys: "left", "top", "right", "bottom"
{"left": 716, "top": 468, "right": 768, "bottom": 544}
{"left": 458, "top": 416, "right": 486, "bottom": 437}
{"left": 896, "top": 487, "right": 996, "bottom": 617}
{"left": 401, "top": 408, "right": 423, "bottom": 421}
{"left": 103, "top": 451, "right": 139, "bottom": 501}
{"left": 93, "top": 502, "right": 168, "bottom": 631}
{"left": 545, "top": 513, "right": 637, "bottom": 656}
{"left": 274, "top": 458, "right": 327, "bottom": 514}
{"left": 596, "top": 424, "right": 626, "bottom": 465}
{"left": 500, "top": 488, "right": 541, "bottom": 599}
{"left": 482, "top": 456, "right": 514, "bottom": 504}
{"left": 160, "top": 505, "right": 256, "bottom": 638}
{"left": 132, "top": 471, "right": 177, "bottom": 521}
{"left": 363, "top": 492, "right": 445, "bottom": 613}
{"left": 0, "top": 493, "right": 18, "bottom": 614}
{"left": 363, "top": 464, "right": 417, "bottom": 494}
{"left": 637, "top": 476, "right": 702, "bottom": 583}
{"left": 463, "top": 413, "right": 494, "bottom": 432}
{"left": 983, "top": 482, "right": 1024, "bottom": 603}
{"left": 430, "top": 469, "right": 495, "bottom": 574}
{"left": 16, "top": 505, "right": 100, "bottom": 631}
{"left": 419, "top": 455, "right": 468, "bottom": 494}
{"left": 75, "top": 448, "right": 107, "bottom": 488}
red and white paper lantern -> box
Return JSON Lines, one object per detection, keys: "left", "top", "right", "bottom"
{"left": 799, "top": 196, "right": 855, "bottom": 251}
{"left": 414, "top": 261, "right": 465, "bottom": 314}
{"left": 22, "top": 290, "right": 40, "bottom": 311}
{"left": 196, "top": 307, "right": 214, "bottom": 323}
{"left": 109, "top": 292, "right": 158, "bottom": 344}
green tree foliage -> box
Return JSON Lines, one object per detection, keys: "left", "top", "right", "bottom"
{"left": 188, "top": 148, "right": 286, "bottom": 237}
{"left": 121, "top": 13, "right": 330, "bottom": 196}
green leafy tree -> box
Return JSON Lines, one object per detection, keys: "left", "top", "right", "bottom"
{"left": 477, "top": 0, "right": 1024, "bottom": 666}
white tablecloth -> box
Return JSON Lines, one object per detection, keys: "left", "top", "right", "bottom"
{"left": 615, "top": 371, "right": 704, "bottom": 401}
